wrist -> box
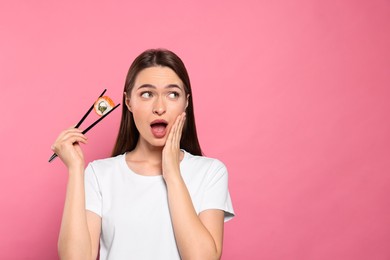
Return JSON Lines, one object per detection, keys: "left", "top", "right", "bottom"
{"left": 68, "top": 164, "right": 85, "bottom": 175}
{"left": 163, "top": 171, "right": 183, "bottom": 187}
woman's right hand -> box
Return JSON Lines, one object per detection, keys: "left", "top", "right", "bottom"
{"left": 51, "top": 127, "right": 88, "bottom": 170}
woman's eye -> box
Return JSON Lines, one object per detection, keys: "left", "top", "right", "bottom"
{"left": 168, "top": 92, "right": 179, "bottom": 99}
{"left": 141, "top": 92, "right": 152, "bottom": 98}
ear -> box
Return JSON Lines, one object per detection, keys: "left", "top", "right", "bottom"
{"left": 124, "top": 92, "right": 132, "bottom": 112}
{"left": 185, "top": 94, "right": 190, "bottom": 110}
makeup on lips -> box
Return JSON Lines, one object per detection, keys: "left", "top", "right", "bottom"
{"left": 150, "top": 119, "right": 168, "bottom": 138}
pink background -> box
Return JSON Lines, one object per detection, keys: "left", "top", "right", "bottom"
{"left": 1, "top": 1, "right": 389, "bottom": 259}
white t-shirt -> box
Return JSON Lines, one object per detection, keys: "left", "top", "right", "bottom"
{"left": 84, "top": 150, "right": 235, "bottom": 260}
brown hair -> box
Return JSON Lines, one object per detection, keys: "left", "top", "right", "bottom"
{"left": 112, "top": 49, "right": 203, "bottom": 156}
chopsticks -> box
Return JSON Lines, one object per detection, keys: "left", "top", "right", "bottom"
{"left": 48, "top": 89, "right": 120, "bottom": 163}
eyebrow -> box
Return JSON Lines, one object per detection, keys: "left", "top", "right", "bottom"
{"left": 136, "top": 84, "right": 183, "bottom": 91}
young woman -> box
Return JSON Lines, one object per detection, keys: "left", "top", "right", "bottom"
{"left": 52, "top": 49, "right": 234, "bottom": 260}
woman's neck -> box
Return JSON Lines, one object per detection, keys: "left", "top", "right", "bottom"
{"left": 124, "top": 139, "right": 164, "bottom": 176}
{"left": 129, "top": 139, "right": 163, "bottom": 163}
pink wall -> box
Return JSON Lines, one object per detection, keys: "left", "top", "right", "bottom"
{"left": 1, "top": 1, "right": 389, "bottom": 259}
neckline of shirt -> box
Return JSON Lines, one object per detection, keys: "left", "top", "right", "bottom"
{"left": 121, "top": 149, "right": 189, "bottom": 179}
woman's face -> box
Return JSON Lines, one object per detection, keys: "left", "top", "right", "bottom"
{"left": 126, "top": 66, "right": 188, "bottom": 148}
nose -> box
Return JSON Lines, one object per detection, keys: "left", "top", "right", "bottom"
{"left": 153, "top": 97, "right": 166, "bottom": 115}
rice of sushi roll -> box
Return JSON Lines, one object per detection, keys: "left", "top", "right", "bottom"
{"left": 94, "top": 96, "right": 115, "bottom": 116}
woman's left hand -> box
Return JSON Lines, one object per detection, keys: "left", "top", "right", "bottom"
{"left": 162, "top": 112, "right": 186, "bottom": 182}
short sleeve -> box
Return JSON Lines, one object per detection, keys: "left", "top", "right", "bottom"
{"left": 201, "top": 161, "right": 235, "bottom": 222}
{"left": 84, "top": 163, "right": 102, "bottom": 217}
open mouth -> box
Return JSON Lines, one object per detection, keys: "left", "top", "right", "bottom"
{"left": 150, "top": 120, "right": 168, "bottom": 138}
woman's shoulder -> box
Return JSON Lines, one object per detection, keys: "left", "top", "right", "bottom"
{"left": 182, "top": 150, "right": 227, "bottom": 171}
{"left": 87, "top": 153, "right": 125, "bottom": 172}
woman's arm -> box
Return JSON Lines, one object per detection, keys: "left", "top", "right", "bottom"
{"left": 166, "top": 177, "right": 225, "bottom": 260}
{"left": 163, "top": 114, "right": 225, "bottom": 260}
{"left": 52, "top": 128, "right": 101, "bottom": 260}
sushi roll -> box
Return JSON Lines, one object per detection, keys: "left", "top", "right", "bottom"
{"left": 94, "top": 96, "right": 115, "bottom": 116}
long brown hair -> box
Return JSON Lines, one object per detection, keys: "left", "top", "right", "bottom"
{"left": 112, "top": 49, "right": 203, "bottom": 156}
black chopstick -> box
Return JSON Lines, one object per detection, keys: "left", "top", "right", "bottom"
{"left": 75, "top": 89, "right": 106, "bottom": 128}
{"left": 82, "top": 103, "right": 120, "bottom": 134}
{"left": 48, "top": 90, "right": 119, "bottom": 163}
